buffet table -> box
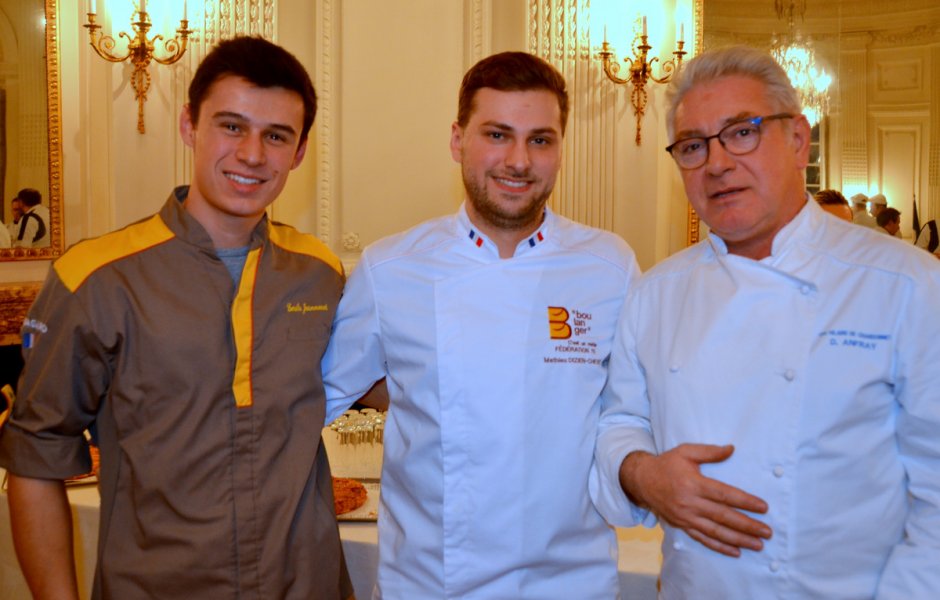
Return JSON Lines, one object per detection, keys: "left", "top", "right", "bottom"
{"left": 1, "top": 420, "right": 662, "bottom": 598}
{"left": 0, "top": 480, "right": 661, "bottom": 599}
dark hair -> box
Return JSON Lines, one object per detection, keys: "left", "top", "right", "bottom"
{"left": 16, "top": 188, "right": 41, "bottom": 208}
{"left": 814, "top": 189, "right": 849, "bottom": 207}
{"left": 877, "top": 207, "right": 901, "bottom": 228}
{"left": 188, "top": 37, "right": 317, "bottom": 142}
{"left": 456, "top": 52, "right": 569, "bottom": 134}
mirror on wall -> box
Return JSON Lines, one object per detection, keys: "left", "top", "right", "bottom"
{"left": 703, "top": 0, "right": 940, "bottom": 237}
{"left": 0, "top": 0, "right": 63, "bottom": 260}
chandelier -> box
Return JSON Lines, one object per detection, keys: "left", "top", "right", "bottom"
{"left": 770, "top": 0, "right": 831, "bottom": 126}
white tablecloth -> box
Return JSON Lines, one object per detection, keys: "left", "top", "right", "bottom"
{"left": 1, "top": 478, "right": 662, "bottom": 599}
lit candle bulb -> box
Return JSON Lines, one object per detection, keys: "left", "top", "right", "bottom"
{"left": 89, "top": 0, "right": 96, "bottom": 14}
{"left": 642, "top": 16, "right": 647, "bottom": 38}
{"left": 678, "top": 22, "right": 684, "bottom": 43}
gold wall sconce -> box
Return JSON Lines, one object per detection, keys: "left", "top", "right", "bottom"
{"left": 84, "top": 1, "right": 192, "bottom": 133}
{"left": 596, "top": 17, "right": 686, "bottom": 145}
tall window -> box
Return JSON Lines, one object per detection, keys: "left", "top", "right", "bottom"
{"left": 805, "top": 121, "right": 825, "bottom": 195}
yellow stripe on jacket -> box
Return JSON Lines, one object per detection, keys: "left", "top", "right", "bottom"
{"left": 54, "top": 215, "right": 176, "bottom": 292}
{"left": 268, "top": 222, "right": 344, "bottom": 277}
{"left": 231, "top": 247, "right": 262, "bottom": 408}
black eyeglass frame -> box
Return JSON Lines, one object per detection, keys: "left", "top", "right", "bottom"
{"left": 664, "top": 113, "right": 796, "bottom": 169}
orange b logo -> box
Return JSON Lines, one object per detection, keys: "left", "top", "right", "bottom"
{"left": 548, "top": 306, "right": 571, "bottom": 339}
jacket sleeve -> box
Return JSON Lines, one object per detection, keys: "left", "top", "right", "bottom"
{"left": 876, "top": 264, "right": 940, "bottom": 598}
{"left": 0, "top": 273, "right": 105, "bottom": 478}
{"left": 321, "top": 250, "right": 388, "bottom": 426}
{"left": 589, "top": 289, "right": 658, "bottom": 528}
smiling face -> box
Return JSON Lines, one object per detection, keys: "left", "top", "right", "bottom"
{"left": 450, "top": 88, "right": 562, "bottom": 247}
{"left": 674, "top": 75, "right": 811, "bottom": 259}
{"left": 179, "top": 75, "right": 307, "bottom": 248}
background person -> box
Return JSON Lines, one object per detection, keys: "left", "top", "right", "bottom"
{"left": 869, "top": 192, "right": 902, "bottom": 238}
{"left": 0, "top": 211, "right": 10, "bottom": 248}
{"left": 6, "top": 197, "right": 23, "bottom": 242}
{"left": 869, "top": 192, "right": 888, "bottom": 218}
{"left": 0, "top": 37, "right": 352, "bottom": 599}
{"left": 813, "top": 188, "right": 852, "bottom": 221}
{"left": 915, "top": 219, "right": 939, "bottom": 258}
{"left": 850, "top": 192, "right": 876, "bottom": 228}
{"left": 592, "top": 45, "right": 940, "bottom": 599}
{"left": 11, "top": 188, "right": 48, "bottom": 248}
{"left": 876, "top": 206, "right": 902, "bottom": 236}
{"left": 322, "top": 51, "right": 639, "bottom": 598}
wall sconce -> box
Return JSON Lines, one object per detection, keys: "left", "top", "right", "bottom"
{"left": 84, "top": 1, "right": 192, "bottom": 134}
{"left": 596, "top": 17, "right": 686, "bottom": 145}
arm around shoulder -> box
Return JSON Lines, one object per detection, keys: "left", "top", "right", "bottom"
{"left": 322, "top": 252, "right": 389, "bottom": 425}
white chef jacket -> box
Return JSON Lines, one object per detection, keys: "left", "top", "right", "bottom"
{"left": 323, "top": 204, "right": 639, "bottom": 599}
{"left": 591, "top": 199, "right": 940, "bottom": 599}
{"left": 0, "top": 219, "right": 10, "bottom": 248}
{"left": 852, "top": 208, "right": 877, "bottom": 229}
{"left": 13, "top": 204, "right": 50, "bottom": 247}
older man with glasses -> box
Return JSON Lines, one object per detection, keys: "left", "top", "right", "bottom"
{"left": 590, "top": 45, "right": 940, "bottom": 599}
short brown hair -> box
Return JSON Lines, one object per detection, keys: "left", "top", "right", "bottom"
{"left": 188, "top": 37, "right": 317, "bottom": 143}
{"left": 456, "top": 52, "right": 569, "bottom": 134}
{"left": 877, "top": 207, "right": 901, "bottom": 228}
{"left": 814, "top": 189, "right": 848, "bottom": 207}
{"left": 16, "top": 188, "right": 41, "bottom": 208}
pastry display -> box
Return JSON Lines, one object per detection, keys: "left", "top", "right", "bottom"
{"left": 332, "top": 476, "right": 368, "bottom": 515}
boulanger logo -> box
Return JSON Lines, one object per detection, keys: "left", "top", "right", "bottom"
{"left": 548, "top": 306, "right": 594, "bottom": 339}
{"left": 548, "top": 306, "right": 571, "bottom": 339}
{"left": 545, "top": 306, "right": 600, "bottom": 366}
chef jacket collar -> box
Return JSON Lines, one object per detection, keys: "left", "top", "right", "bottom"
{"left": 708, "top": 192, "right": 815, "bottom": 261}
{"left": 168, "top": 185, "right": 270, "bottom": 255}
{"left": 707, "top": 192, "right": 820, "bottom": 293}
{"left": 456, "top": 202, "right": 553, "bottom": 258}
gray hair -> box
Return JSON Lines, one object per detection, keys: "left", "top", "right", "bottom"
{"left": 664, "top": 45, "right": 802, "bottom": 140}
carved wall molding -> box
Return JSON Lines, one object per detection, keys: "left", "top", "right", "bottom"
{"left": 315, "top": 0, "right": 337, "bottom": 248}
{"left": 465, "top": 0, "right": 489, "bottom": 67}
{"left": 342, "top": 232, "right": 361, "bottom": 252}
{"left": 870, "top": 25, "right": 940, "bottom": 48}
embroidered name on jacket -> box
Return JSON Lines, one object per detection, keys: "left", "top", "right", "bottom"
{"left": 818, "top": 329, "right": 890, "bottom": 351}
{"left": 286, "top": 302, "right": 329, "bottom": 314}
{"left": 545, "top": 306, "right": 601, "bottom": 365}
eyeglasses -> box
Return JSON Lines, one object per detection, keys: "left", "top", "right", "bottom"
{"left": 665, "top": 113, "right": 795, "bottom": 170}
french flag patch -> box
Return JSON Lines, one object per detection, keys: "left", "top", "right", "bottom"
{"left": 528, "top": 231, "right": 545, "bottom": 247}
{"left": 22, "top": 332, "right": 35, "bottom": 349}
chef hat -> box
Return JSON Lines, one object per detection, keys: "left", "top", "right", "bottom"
{"left": 849, "top": 193, "right": 868, "bottom": 206}
{"left": 869, "top": 193, "right": 887, "bottom": 206}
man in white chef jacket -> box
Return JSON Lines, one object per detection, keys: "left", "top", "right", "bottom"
{"left": 323, "top": 52, "right": 640, "bottom": 599}
{"left": 591, "top": 45, "right": 940, "bottom": 599}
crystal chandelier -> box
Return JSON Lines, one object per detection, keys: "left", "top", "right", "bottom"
{"left": 770, "top": 0, "right": 832, "bottom": 126}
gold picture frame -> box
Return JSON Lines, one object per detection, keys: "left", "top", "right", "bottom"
{"left": 0, "top": 0, "right": 64, "bottom": 261}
